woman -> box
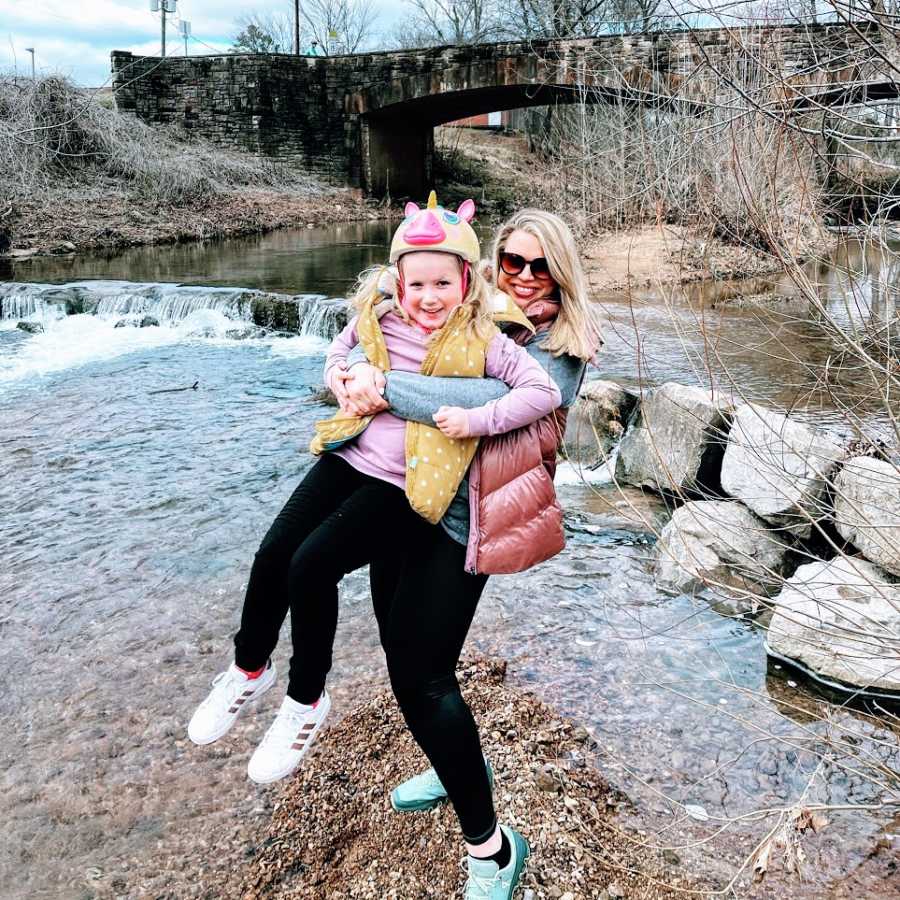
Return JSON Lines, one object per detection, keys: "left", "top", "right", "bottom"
{"left": 333, "top": 208, "right": 601, "bottom": 899}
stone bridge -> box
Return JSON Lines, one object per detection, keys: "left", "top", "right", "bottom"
{"left": 111, "top": 24, "right": 887, "bottom": 198}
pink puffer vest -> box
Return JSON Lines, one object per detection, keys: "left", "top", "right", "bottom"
{"left": 464, "top": 408, "right": 568, "bottom": 575}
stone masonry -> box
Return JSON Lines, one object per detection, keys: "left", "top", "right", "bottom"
{"left": 111, "top": 23, "right": 887, "bottom": 197}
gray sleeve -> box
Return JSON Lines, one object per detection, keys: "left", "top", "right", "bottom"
{"left": 384, "top": 373, "right": 509, "bottom": 425}
{"left": 525, "top": 343, "right": 585, "bottom": 408}
{"left": 382, "top": 340, "right": 585, "bottom": 425}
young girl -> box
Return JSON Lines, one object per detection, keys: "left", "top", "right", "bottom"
{"left": 187, "top": 194, "right": 559, "bottom": 896}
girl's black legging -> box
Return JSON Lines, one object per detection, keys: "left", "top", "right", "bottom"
{"left": 233, "top": 453, "right": 496, "bottom": 844}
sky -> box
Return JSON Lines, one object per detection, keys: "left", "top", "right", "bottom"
{"left": 0, "top": 0, "right": 404, "bottom": 86}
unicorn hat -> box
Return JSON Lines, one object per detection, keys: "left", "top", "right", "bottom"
{"left": 389, "top": 191, "right": 480, "bottom": 265}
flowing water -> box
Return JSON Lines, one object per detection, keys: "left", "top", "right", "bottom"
{"left": 2, "top": 225, "right": 898, "bottom": 898}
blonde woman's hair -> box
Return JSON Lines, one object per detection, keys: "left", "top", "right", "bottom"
{"left": 491, "top": 209, "right": 600, "bottom": 362}
{"left": 348, "top": 254, "right": 495, "bottom": 344}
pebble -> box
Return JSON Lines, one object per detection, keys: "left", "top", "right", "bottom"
{"left": 535, "top": 771, "right": 558, "bottom": 792}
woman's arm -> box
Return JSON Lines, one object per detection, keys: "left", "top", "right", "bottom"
{"left": 345, "top": 339, "right": 584, "bottom": 425}
{"left": 343, "top": 342, "right": 508, "bottom": 424}
{"left": 522, "top": 344, "right": 586, "bottom": 409}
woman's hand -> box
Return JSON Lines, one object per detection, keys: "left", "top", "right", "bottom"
{"left": 433, "top": 406, "right": 470, "bottom": 438}
{"left": 334, "top": 364, "right": 388, "bottom": 416}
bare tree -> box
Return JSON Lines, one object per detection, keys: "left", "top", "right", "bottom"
{"left": 301, "top": 0, "right": 378, "bottom": 54}
{"left": 231, "top": 11, "right": 297, "bottom": 54}
{"left": 606, "top": 0, "right": 665, "bottom": 32}
{"left": 391, "top": 0, "right": 506, "bottom": 46}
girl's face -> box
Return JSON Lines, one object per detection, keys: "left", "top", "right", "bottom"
{"left": 497, "top": 229, "right": 560, "bottom": 326}
{"left": 400, "top": 252, "right": 464, "bottom": 331}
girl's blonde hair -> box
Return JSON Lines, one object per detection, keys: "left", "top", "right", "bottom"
{"left": 348, "top": 254, "right": 495, "bottom": 343}
{"left": 491, "top": 209, "right": 600, "bottom": 362}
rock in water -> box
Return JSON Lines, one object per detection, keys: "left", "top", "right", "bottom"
{"left": 563, "top": 380, "right": 637, "bottom": 467}
{"left": 615, "top": 382, "right": 731, "bottom": 494}
{"left": 308, "top": 385, "right": 339, "bottom": 406}
{"left": 16, "top": 321, "right": 43, "bottom": 334}
{"left": 767, "top": 556, "right": 900, "bottom": 694}
{"left": 720, "top": 405, "right": 844, "bottom": 538}
{"left": 655, "top": 500, "right": 792, "bottom": 606}
{"left": 834, "top": 457, "right": 900, "bottom": 577}
{"left": 140, "top": 315, "right": 160, "bottom": 328}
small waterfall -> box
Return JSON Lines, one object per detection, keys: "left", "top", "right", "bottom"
{"left": 295, "top": 295, "right": 349, "bottom": 340}
{"left": 85, "top": 282, "right": 258, "bottom": 324}
{"left": 0, "top": 281, "right": 350, "bottom": 338}
{"left": 0, "top": 283, "right": 70, "bottom": 324}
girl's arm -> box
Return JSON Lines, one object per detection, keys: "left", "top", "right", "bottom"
{"left": 463, "top": 334, "right": 562, "bottom": 437}
{"left": 323, "top": 318, "right": 359, "bottom": 392}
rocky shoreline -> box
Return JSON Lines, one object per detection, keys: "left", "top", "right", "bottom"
{"left": 566, "top": 379, "right": 900, "bottom": 699}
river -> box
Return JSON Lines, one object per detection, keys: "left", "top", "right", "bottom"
{"left": 1, "top": 224, "right": 897, "bottom": 898}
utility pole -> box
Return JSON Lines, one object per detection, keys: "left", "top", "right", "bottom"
{"left": 294, "top": 0, "right": 300, "bottom": 55}
{"left": 24, "top": 47, "right": 35, "bottom": 80}
{"left": 180, "top": 20, "right": 191, "bottom": 56}
{"left": 150, "top": 0, "right": 177, "bottom": 57}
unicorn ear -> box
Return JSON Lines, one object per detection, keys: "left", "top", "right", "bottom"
{"left": 404, "top": 202, "right": 420, "bottom": 217}
{"left": 457, "top": 199, "right": 476, "bottom": 222}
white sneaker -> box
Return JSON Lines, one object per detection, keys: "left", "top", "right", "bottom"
{"left": 247, "top": 690, "right": 331, "bottom": 785}
{"left": 187, "top": 661, "right": 276, "bottom": 745}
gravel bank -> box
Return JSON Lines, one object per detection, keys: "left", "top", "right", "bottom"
{"left": 239, "top": 658, "right": 697, "bottom": 900}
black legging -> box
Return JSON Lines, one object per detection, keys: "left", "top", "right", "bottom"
{"left": 370, "top": 533, "right": 494, "bottom": 845}
{"left": 234, "top": 453, "right": 496, "bottom": 843}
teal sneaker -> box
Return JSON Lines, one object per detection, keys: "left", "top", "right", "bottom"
{"left": 390, "top": 759, "right": 494, "bottom": 812}
{"left": 464, "top": 825, "right": 530, "bottom": 900}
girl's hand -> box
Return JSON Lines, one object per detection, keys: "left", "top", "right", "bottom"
{"left": 433, "top": 406, "right": 470, "bottom": 438}
{"left": 340, "top": 364, "right": 388, "bottom": 416}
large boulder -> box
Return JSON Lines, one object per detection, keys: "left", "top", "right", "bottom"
{"left": 563, "top": 380, "right": 637, "bottom": 467}
{"left": 720, "top": 405, "right": 844, "bottom": 538}
{"left": 767, "top": 556, "right": 900, "bottom": 694}
{"left": 655, "top": 500, "right": 792, "bottom": 606}
{"left": 833, "top": 456, "right": 900, "bottom": 576}
{"left": 614, "top": 382, "right": 731, "bottom": 494}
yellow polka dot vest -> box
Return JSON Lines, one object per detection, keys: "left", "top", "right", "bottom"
{"left": 310, "top": 298, "right": 489, "bottom": 524}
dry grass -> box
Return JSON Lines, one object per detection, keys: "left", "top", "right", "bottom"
{"left": 0, "top": 74, "right": 320, "bottom": 207}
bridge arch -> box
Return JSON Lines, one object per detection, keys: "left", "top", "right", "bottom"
{"left": 358, "top": 81, "right": 600, "bottom": 197}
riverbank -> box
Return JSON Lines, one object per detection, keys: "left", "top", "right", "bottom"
{"left": 582, "top": 224, "right": 818, "bottom": 294}
{"left": 436, "top": 128, "right": 833, "bottom": 294}
{"left": 114, "top": 658, "right": 701, "bottom": 899}
{"left": 3, "top": 186, "right": 387, "bottom": 259}
{"left": 0, "top": 74, "right": 394, "bottom": 261}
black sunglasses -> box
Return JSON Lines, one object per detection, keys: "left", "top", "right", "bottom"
{"left": 499, "top": 251, "right": 553, "bottom": 279}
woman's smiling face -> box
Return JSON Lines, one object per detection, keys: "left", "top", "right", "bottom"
{"left": 496, "top": 229, "right": 560, "bottom": 325}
